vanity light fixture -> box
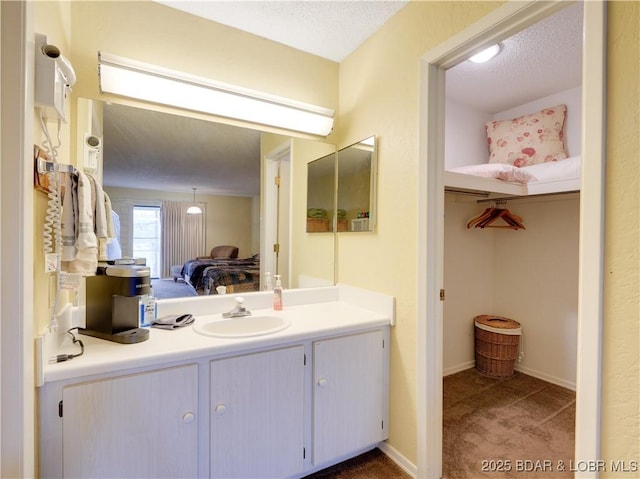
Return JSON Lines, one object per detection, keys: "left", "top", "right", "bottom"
{"left": 98, "top": 52, "right": 335, "bottom": 136}
{"left": 186, "top": 188, "right": 202, "bottom": 215}
{"left": 469, "top": 43, "right": 502, "bottom": 64}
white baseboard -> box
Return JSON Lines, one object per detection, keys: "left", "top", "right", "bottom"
{"left": 443, "top": 360, "right": 475, "bottom": 376}
{"left": 514, "top": 364, "right": 576, "bottom": 391}
{"left": 443, "top": 361, "right": 576, "bottom": 391}
{"left": 378, "top": 442, "right": 417, "bottom": 478}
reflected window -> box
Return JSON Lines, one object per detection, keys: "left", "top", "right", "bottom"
{"left": 133, "top": 205, "right": 161, "bottom": 278}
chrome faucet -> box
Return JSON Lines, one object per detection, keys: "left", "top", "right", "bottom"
{"left": 222, "top": 296, "right": 252, "bottom": 318}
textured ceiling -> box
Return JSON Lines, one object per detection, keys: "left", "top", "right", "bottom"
{"left": 103, "top": 104, "right": 261, "bottom": 196}
{"left": 446, "top": 2, "right": 583, "bottom": 113}
{"left": 155, "top": 1, "right": 409, "bottom": 62}
{"left": 104, "top": 2, "right": 583, "bottom": 196}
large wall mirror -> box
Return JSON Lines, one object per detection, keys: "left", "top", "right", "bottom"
{"left": 306, "top": 136, "right": 376, "bottom": 233}
{"left": 306, "top": 152, "right": 336, "bottom": 233}
{"left": 78, "top": 97, "right": 336, "bottom": 297}
{"left": 337, "top": 136, "right": 376, "bottom": 232}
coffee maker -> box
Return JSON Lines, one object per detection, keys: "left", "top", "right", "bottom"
{"left": 82, "top": 264, "right": 151, "bottom": 344}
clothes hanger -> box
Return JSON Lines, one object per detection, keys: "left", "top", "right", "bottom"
{"left": 466, "top": 205, "right": 496, "bottom": 228}
{"left": 467, "top": 201, "right": 526, "bottom": 230}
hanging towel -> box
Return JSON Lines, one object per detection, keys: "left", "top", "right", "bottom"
{"left": 61, "top": 173, "right": 77, "bottom": 261}
{"left": 104, "top": 191, "right": 115, "bottom": 240}
{"left": 88, "top": 173, "right": 108, "bottom": 239}
{"left": 75, "top": 170, "right": 97, "bottom": 249}
{"left": 62, "top": 170, "right": 98, "bottom": 275}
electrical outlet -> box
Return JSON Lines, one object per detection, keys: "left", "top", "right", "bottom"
{"left": 45, "top": 253, "right": 58, "bottom": 273}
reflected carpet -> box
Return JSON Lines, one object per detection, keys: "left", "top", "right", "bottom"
{"left": 151, "top": 278, "right": 197, "bottom": 299}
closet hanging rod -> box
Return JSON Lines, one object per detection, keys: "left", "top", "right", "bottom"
{"left": 475, "top": 190, "right": 579, "bottom": 204}
{"left": 37, "top": 158, "right": 77, "bottom": 175}
{"left": 444, "top": 188, "right": 490, "bottom": 198}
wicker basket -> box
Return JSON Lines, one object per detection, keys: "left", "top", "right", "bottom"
{"left": 474, "top": 315, "right": 521, "bottom": 378}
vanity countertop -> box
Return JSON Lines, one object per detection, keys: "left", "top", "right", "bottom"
{"left": 41, "top": 290, "right": 393, "bottom": 384}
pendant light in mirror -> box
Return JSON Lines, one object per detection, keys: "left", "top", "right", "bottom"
{"left": 187, "top": 187, "right": 202, "bottom": 215}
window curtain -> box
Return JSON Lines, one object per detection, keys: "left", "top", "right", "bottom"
{"left": 161, "top": 200, "right": 206, "bottom": 278}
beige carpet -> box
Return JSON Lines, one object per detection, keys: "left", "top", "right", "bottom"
{"left": 444, "top": 368, "right": 575, "bottom": 478}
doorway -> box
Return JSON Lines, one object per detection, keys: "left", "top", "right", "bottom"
{"left": 416, "top": 1, "right": 606, "bottom": 477}
{"left": 262, "top": 141, "right": 292, "bottom": 288}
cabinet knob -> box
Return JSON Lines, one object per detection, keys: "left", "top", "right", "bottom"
{"left": 214, "top": 403, "right": 227, "bottom": 415}
{"left": 317, "top": 377, "right": 328, "bottom": 387}
{"left": 182, "top": 412, "right": 195, "bottom": 423}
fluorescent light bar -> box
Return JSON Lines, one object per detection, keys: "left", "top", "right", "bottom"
{"left": 98, "top": 52, "right": 335, "bottom": 136}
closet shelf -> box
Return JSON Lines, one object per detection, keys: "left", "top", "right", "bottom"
{"left": 444, "top": 170, "right": 580, "bottom": 199}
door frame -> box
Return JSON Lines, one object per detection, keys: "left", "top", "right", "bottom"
{"left": 1, "top": 1, "right": 36, "bottom": 476}
{"left": 416, "top": 2, "right": 606, "bottom": 477}
{"left": 261, "top": 141, "right": 292, "bottom": 286}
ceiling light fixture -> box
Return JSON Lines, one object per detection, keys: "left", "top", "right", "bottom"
{"left": 98, "top": 52, "right": 335, "bottom": 136}
{"left": 469, "top": 43, "right": 502, "bottom": 64}
{"left": 186, "top": 188, "right": 202, "bottom": 215}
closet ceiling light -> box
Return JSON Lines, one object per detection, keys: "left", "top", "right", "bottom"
{"left": 468, "top": 44, "right": 502, "bottom": 64}
{"left": 98, "top": 52, "right": 335, "bottom": 136}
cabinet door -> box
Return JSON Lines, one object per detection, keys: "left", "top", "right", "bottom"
{"left": 313, "top": 330, "right": 385, "bottom": 465}
{"left": 62, "top": 365, "right": 198, "bottom": 479}
{"left": 210, "top": 345, "right": 305, "bottom": 479}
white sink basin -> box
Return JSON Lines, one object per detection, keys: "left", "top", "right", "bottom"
{"left": 193, "top": 315, "right": 291, "bottom": 338}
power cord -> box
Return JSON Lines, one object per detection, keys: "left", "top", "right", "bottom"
{"left": 49, "top": 328, "right": 84, "bottom": 363}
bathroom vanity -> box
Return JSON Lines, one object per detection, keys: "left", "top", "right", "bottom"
{"left": 37, "top": 285, "right": 393, "bottom": 478}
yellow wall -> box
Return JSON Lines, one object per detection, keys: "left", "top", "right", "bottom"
{"left": 336, "top": 1, "right": 506, "bottom": 462}
{"left": 290, "top": 138, "right": 337, "bottom": 287}
{"left": 105, "top": 187, "right": 257, "bottom": 261}
{"left": 32, "top": 0, "right": 640, "bottom": 470}
{"left": 601, "top": 1, "right": 640, "bottom": 473}
{"left": 336, "top": 0, "right": 640, "bottom": 467}
{"left": 34, "top": 1, "right": 73, "bottom": 334}
{"left": 69, "top": 1, "right": 338, "bottom": 124}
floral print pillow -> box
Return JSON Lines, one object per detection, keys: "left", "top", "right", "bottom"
{"left": 486, "top": 105, "right": 567, "bottom": 167}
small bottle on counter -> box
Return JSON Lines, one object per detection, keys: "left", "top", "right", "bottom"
{"left": 273, "top": 274, "right": 283, "bottom": 311}
{"left": 139, "top": 286, "right": 157, "bottom": 327}
{"left": 263, "top": 272, "right": 272, "bottom": 291}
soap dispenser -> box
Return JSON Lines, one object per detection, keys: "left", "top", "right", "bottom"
{"left": 273, "top": 274, "right": 283, "bottom": 311}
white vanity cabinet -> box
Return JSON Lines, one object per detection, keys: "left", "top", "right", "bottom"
{"left": 312, "top": 330, "right": 388, "bottom": 466}
{"left": 44, "top": 364, "right": 198, "bottom": 479}
{"left": 39, "top": 322, "right": 390, "bottom": 479}
{"left": 209, "top": 345, "right": 305, "bottom": 478}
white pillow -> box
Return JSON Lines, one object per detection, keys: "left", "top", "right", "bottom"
{"left": 448, "top": 163, "right": 538, "bottom": 184}
{"left": 521, "top": 156, "right": 581, "bottom": 182}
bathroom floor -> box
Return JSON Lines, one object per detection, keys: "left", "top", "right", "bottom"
{"left": 302, "top": 448, "right": 409, "bottom": 478}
